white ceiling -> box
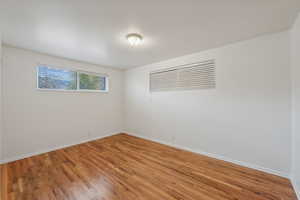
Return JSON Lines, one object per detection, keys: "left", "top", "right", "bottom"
{"left": 1, "top": 0, "right": 300, "bottom": 69}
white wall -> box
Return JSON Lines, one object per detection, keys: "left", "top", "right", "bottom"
{"left": 0, "top": 33, "right": 3, "bottom": 161}
{"left": 0, "top": 29, "right": 294, "bottom": 181}
{"left": 124, "top": 31, "right": 292, "bottom": 177}
{"left": 2, "top": 46, "right": 124, "bottom": 162}
{"left": 291, "top": 13, "right": 300, "bottom": 195}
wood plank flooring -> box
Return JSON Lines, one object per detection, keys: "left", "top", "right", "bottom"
{"left": 0, "top": 133, "right": 297, "bottom": 200}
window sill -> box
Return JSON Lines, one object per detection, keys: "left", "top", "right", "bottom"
{"left": 36, "top": 88, "right": 109, "bottom": 93}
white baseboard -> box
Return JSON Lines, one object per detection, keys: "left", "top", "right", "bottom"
{"left": 126, "top": 132, "right": 289, "bottom": 178}
{"left": 0, "top": 133, "right": 118, "bottom": 164}
{"left": 1, "top": 131, "right": 298, "bottom": 197}
{"left": 0, "top": 131, "right": 290, "bottom": 179}
{"left": 291, "top": 177, "right": 300, "bottom": 200}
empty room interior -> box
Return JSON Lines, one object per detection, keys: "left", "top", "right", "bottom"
{"left": 1, "top": 1, "right": 300, "bottom": 199}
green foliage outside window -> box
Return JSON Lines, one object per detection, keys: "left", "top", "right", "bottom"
{"left": 79, "top": 73, "right": 106, "bottom": 90}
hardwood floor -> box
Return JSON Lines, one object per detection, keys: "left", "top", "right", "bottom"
{"left": 0, "top": 133, "right": 297, "bottom": 200}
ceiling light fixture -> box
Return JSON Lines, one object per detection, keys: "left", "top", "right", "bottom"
{"left": 126, "top": 33, "right": 143, "bottom": 46}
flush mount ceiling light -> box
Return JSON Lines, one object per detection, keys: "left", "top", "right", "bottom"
{"left": 126, "top": 33, "right": 143, "bottom": 46}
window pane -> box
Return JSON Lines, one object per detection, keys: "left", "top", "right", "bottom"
{"left": 79, "top": 73, "right": 106, "bottom": 90}
{"left": 38, "top": 66, "right": 77, "bottom": 90}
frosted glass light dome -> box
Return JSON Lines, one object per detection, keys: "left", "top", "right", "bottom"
{"left": 126, "top": 33, "right": 143, "bottom": 46}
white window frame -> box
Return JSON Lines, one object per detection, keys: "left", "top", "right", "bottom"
{"left": 36, "top": 65, "right": 109, "bottom": 93}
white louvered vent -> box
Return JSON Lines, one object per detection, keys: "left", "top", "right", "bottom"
{"left": 150, "top": 60, "right": 215, "bottom": 92}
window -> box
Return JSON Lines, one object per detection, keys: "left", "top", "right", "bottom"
{"left": 38, "top": 66, "right": 77, "bottom": 90}
{"left": 37, "top": 66, "right": 108, "bottom": 92}
{"left": 79, "top": 72, "right": 106, "bottom": 91}
{"left": 150, "top": 60, "right": 215, "bottom": 92}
